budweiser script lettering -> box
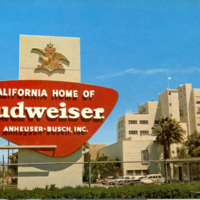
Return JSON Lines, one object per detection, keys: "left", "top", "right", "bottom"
{"left": 0, "top": 88, "right": 104, "bottom": 120}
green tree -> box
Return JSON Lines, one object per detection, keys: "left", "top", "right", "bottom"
{"left": 8, "top": 152, "right": 18, "bottom": 177}
{"left": 83, "top": 155, "right": 120, "bottom": 183}
{"left": 177, "top": 146, "right": 189, "bottom": 158}
{"left": 185, "top": 131, "right": 200, "bottom": 157}
{"left": 152, "top": 116, "right": 184, "bottom": 159}
{"left": 92, "top": 155, "right": 120, "bottom": 178}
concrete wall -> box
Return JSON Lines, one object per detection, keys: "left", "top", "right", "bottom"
{"left": 192, "top": 89, "right": 200, "bottom": 133}
{"left": 99, "top": 140, "right": 164, "bottom": 176}
{"left": 19, "top": 35, "right": 80, "bottom": 82}
{"left": 18, "top": 148, "right": 83, "bottom": 190}
{"left": 117, "top": 101, "right": 158, "bottom": 142}
{"left": 99, "top": 142, "right": 123, "bottom": 161}
{"left": 177, "top": 84, "right": 200, "bottom": 136}
{"left": 117, "top": 115, "right": 125, "bottom": 142}
{"left": 18, "top": 35, "right": 82, "bottom": 189}
{"left": 122, "top": 140, "right": 163, "bottom": 175}
{"left": 159, "top": 89, "right": 180, "bottom": 121}
{"left": 177, "top": 84, "right": 192, "bottom": 136}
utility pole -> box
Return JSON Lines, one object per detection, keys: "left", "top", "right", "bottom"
{"left": 8, "top": 141, "right": 10, "bottom": 164}
{"left": 2, "top": 155, "right": 5, "bottom": 191}
{"left": 88, "top": 153, "right": 91, "bottom": 187}
{"left": 164, "top": 139, "right": 168, "bottom": 184}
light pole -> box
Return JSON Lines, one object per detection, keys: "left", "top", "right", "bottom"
{"left": 163, "top": 137, "right": 168, "bottom": 184}
{"left": 168, "top": 77, "right": 171, "bottom": 89}
{"left": 8, "top": 141, "right": 10, "bottom": 164}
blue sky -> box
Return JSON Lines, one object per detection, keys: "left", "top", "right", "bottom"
{"left": 0, "top": 0, "right": 200, "bottom": 159}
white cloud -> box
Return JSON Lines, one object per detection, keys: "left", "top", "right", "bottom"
{"left": 125, "top": 68, "right": 141, "bottom": 74}
{"left": 181, "top": 67, "right": 200, "bottom": 74}
{"left": 95, "top": 67, "right": 200, "bottom": 79}
{"left": 95, "top": 68, "right": 141, "bottom": 79}
{"left": 145, "top": 68, "right": 170, "bottom": 75}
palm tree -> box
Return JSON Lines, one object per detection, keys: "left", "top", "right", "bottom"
{"left": 152, "top": 116, "right": 184, "bottom": 183}
{"left": 152, "top": 116, "right": 184, "bottom": 159}
{"left": 82, "top": 141, "right": 90, "bottom": 152}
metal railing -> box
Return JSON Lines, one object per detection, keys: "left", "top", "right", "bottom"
{"left": 0, "top": 159, "right": 200, "bottom": 190}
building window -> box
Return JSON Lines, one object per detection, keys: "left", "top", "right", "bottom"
{"left": 169, "top": 103, "right": 172, "bottom": 106}
{"left": 140, "top": 120, "right": 148, "bottom": 124}
{"left": 126, "top": 170, "right": 134, "bottom": 175}
{"left": 155, "top": 120, "right": 159, "bottom": 124}
{"left": 118, "top": 121, "right": 123, "bottom": 128}
{"left": 129, "top": 130, "right": 138, "bottom": 135}
{"left": 127, "top": 170, "right": 148, "bottom": 176}
{"left": 169, "top": 92, "right": 171, "bottom": 95}
{"left": 119, "top": 131, "right": 124, "bottom": 138}
{"left": 140, "top": 130, "right": 149, "bottom": 135}
{"left": 196, "top": 101, "right": 200, "bottom": 104}
{"left": 128, "top": 120, "right": 137, "bottom": 124}
{"left": 170, "top": 114, "right": 172, "bottom": 116}
{"left": 198, "top": 124, "right": 200, "bottom": 126}
{"left": 135, "top": 170, "right": 142, "bottom": 175}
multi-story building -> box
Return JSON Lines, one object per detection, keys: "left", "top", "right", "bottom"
{"left": 99, "top": 84, "right": 199, "bottom": 176}
{"left": 177, "top": 84, "right": 200, "bottom": 136}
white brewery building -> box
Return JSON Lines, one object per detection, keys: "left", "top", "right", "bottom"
{"left": 99, "top": 84, "right": 200, "bottom": 176}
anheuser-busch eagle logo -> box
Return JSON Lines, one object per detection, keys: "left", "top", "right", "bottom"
{"left": 32, "top": 43, "right": 70, "bottom": 72}
{"left": 0, "top": 80, "right": 118, "bottom": 157}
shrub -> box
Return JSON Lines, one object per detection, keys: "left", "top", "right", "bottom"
{"left": 0, "top": 182, "right": 199, "bottom": 198}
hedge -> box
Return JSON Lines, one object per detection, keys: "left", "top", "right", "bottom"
{"left": 0, "top": 182, "right": 200, "bottom": 199}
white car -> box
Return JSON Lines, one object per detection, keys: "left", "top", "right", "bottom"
{"left": 129, "top": 175, "right": 146, "bottom": 185}
{"left": 140, "top": 174, "right": 164, "bottom": 184}
{"left": 114, "top": 176, "right": 135, "bottom": 185}
{"left": 102, "top": 176, "right": 116, "bottom": 185}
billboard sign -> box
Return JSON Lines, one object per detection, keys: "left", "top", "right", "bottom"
{"left": 0, "top": 80, "right": 118, "bottom": 157}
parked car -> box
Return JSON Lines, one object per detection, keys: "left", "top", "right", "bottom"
{"left": 140, "top": 174, "right": 164, "bottom": 184}
{"left": 113, "top": 176, "right": 122, "bottom": 185}
{"left": 96, "top": 178, "right": 104, "bottom": 183}
{"left": 129, "top": 175, "right": 146, "bottom": 186}
{"left": 102, "top": 176, "right": 116, "bottom": 185}
{"left": 107, "top": 176, "right": 121, "bottom": 185}
{"left": 114, "top": 176, "right": 135, "bottom": 185}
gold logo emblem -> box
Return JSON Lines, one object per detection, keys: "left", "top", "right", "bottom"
{"left": 32, "top": 43, "right": 70, "bottom": 72}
